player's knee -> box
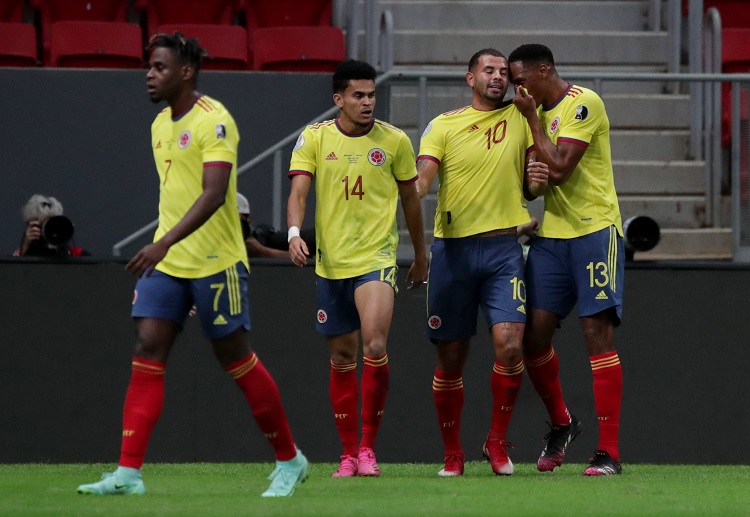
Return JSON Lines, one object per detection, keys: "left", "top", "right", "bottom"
{"left": 362, "top": 339, "right": 387, "bottom": 358}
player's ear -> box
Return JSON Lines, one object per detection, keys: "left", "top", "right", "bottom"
{"left": 333, "top": 92, "right": 344, "bottom": 108}
{"left": 181, "top": 63, "right": 196, "bottom": 82}
{"left": 465, "top": 71, "right": 475, "bottom": 89}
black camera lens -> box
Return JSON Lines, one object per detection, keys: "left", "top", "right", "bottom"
{"left": 42, "top": 215, "right": 74, "bottom": 246}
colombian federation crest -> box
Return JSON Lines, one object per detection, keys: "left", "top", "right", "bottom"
{"left": 317, "top": 309, "right": 328, "bottom": 324}
{"left": 178, "top": 130, "right": 192, "bottom": 148}
{"left": 428, "top": 315, "right": 442, "bottom": 329}
{"left": 548, "top": 117, "right": 561, "bottom": 135}
{"left": 368, "top": 148, "right": 386, "bottom": 166}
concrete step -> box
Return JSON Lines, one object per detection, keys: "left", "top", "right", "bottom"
{"left": 382, "top": 1, "right": 650, "bottom": 31}
{"left": 619, "top": 195, "right": 734, "bottom": 229}
{"left": 392, "top": 30, "right": 669, "bottom": 66}
{"left": 610, "top": 130, "right": 691, "bottom": 161}
{"left": 613, "top": 161, "right": 704, "bottom": 195}
{"left": 633, "top": 227, "right": 732, "bottom": 260}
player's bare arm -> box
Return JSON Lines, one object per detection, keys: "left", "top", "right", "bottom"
{"left": 126, "top": 165, "right": 230, "bottom": 276}
{"left": 415, "top": 158, "right": 438, "bottom": 199}
{"left": 397, "top": 180, "right": 429, "bottom": 289}
{"left": 286, "top": 174, "right": 312, "bottom": 267}
{"left": 513, "top": 85, "right": 585, "bottom": 186}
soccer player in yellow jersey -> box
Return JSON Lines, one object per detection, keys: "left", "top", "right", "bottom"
{"left": 509, "top": 43, "right": 624, "bottom": 476}
{"left": 77, "top": 33, "right": 309, "bottom": 497}
{"left": 287, "top": 60, "right": 428, "bottom": 477}
{"left": 416, "top": 48, "right": 549, "bottom": 477}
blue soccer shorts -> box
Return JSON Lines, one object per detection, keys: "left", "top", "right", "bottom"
{"left": 131, "top": 261, "right": 252, "bottom": 340}
{"left": 526, "top": 225, "right": 624, "bottom": 325}
{"left": 315, "top": 267, "right": 398, "bottom": 336}
{"left": 426, "top": 234, "right": 526, "bottom": 342}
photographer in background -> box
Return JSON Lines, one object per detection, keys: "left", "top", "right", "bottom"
{"left": 14, "top": 194, "right": 89, "bottom": 257}
{"left": 238, "top": 192, "right": 314, "bottom": 259}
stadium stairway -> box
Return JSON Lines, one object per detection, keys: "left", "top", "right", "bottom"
{"left": 382, "top": 0, "right": 731, "bottom": 260}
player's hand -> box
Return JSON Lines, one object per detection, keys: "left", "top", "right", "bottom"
{"left": 126, "top": 240, "right": 169, "bottom": 277}
{"left": 527, "top": 159, "right": 549, "bottom": 197}
{"left": 288, "top": 236, "right": 309, "bottom": 267}
{"left": 517, "top": 217, "right": 540, "bottom": 238}
{"left": 406, "top": 253, "right": 428, "bottom": 289}
{"left": 512, "top": 85, "right": 536, "bottom": 117}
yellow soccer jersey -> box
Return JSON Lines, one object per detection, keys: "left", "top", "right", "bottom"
{"left": 418, "top": 103, "right": 532, "bottom": 238}
{"left": 289, "top": 118, "right": 417, "bottom": 279}
{"left": 150, "top": 95, "right": 248, "bottom": 278}
{"left": 537, "top": 84, "right": 622, "bottom": 238}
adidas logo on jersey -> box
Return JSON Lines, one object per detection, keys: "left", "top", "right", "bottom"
{"left": 213, "top": 314, "right": 228, "bottom": 325}
{"left": 595, "top": 291, "right": 609, "bottom": 300}
{"left": 517, "top": 305, "right": 526, "bottom": 314}
{"left": 467, "top": 124, "right": 480, "bottom": 133}
{"left": 326, "top": 151, "right": 338, "bottom": 160}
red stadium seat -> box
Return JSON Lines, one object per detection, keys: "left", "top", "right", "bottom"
{"left": 720, "top": 28, "right": 750, "bottom": 147}
{"left": 50, "top": 20, "right": 142, "bottom": 68}
{"left": 137, "top": 0, "right": 239, "bottom": 39}
{"left": 244, "top": 0, "right": 332, "bottom": 29}
{"left": 0, "top": 0, "right": 25, "bottom": 22}
{"left": 251, "top": 25, "right": 344, "bottom": 72}
{"left": 155, "top": 23, "right": 248, "bottom": 70}
{"left": 704, "top": 0, "right": 750, "bottom": 29}
{"left": 0, "top": 22, "right": 38, "bottom": 66}
{"left": 31, "top": 0, "right": 131, "bottom": 65}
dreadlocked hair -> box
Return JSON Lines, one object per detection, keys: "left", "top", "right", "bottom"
{"left": 148, "top": 31, "right": 208, "bottom": 71}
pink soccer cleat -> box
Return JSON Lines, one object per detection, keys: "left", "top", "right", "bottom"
{"left": 357, "top": 447, "right": 381, "bottom": 477}
{"left": 331, "top": 455, "right": 358, "bottom": 478}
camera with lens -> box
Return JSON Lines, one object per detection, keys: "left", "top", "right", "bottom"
{"left": 26, "top": 215, "right": 76, "bottom": 256}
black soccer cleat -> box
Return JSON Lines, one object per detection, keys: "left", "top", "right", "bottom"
{"left": 583, "top": 450, "right": 622, "bottom": 476}
{"left": 537, "top": 413, "right": 583, "bottom": 472}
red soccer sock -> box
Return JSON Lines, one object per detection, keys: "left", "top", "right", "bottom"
{"left": 119, "top": 357, "right": 166, "bottom": 469}
{"left": 590, "top": 351, "right": 623, "bottom": 462}
{"left": 432, "top": 369, "right": 464, "bottom": 454}
{"left": 226, "top": 353, "right": 297, "bottom": 461}
{"left": 525, "top": 345, "right": 571, "bottom": 426}
{"left": 330, "top": 359, "right": 359, "bottom": 457}
{"left": 360, "top": 354, "right": 389, "bottom": 450}
{"left": 489, "top": 360, "right": 524, "bottom": 440}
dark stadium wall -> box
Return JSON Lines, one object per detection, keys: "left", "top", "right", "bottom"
{"left": 1, "top": 260, "right": 749, "bottom": 465}
{"left": 0, "top": 70, "right": 337, "bottom": 258}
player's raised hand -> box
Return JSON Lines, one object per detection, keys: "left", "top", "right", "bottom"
{"left": 288, "top": 236, "right": 309, "bottom": 267}
{"left": 126, "top": 240, "right": 169, "bottom": 277}
{"left": 512, "top": 85, "right": 536, "bottom": 117}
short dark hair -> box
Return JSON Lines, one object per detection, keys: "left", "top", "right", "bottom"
{"left": 332, "top": 60, "right": 377, "bottom": 94}
{"left": 508, "top": 44, "right": 555, "bottom": 67}
{"left": 468, "top": 48, "right": 505, "bottom": 71}
{"left": 147, "top": 32, "right": 207, "bottom": 72}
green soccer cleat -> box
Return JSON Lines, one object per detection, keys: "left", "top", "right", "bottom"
{"left": 77, "top": 467, "right": 146, "bottom": 495}
{"left": 261, "top": 450, "right": 310, "bottom": 497}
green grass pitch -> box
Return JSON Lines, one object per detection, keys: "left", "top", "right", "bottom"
{"left": 2, "top": 462, "right": 749, "bottom": 516}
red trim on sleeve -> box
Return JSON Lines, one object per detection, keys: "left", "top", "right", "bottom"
{"left": 204, "top": 161, "right": 233, "bottom": 169}
{"left": 417, "top": 155, "right": 440, "bottom": 165}
{"left": 557, "top": 137, "right": 590, "bottom": 148}
{"left": 397, "top": 175, "right": 418, "bottom": 185}
{"left": 526, "top": 145, "right": 535, "bottom": 155}
{"left": 288, "top": 170, "right": 314, "bottom": 179}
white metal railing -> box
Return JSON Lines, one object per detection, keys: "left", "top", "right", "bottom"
{"left": 703, "top": 7, "right": 722, "bottom": 227}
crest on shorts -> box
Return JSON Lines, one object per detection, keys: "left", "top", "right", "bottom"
{"left": 368, "top": 148, "right": 386, "bottom": 166}
{"left": 178, "top": 130, "right": 192, "bottom": 149}
{"left": 428, "top": 315, "right": 442, "bottom": 329}
{"left": 575, "top": 105, "right": 589, "bottom": 121}
{"left": 132, "top": 290, "right": 138, "bottom": 305}
{"left": 548, "top": 117, "right": 560, "bottom": 135}
{"left": 317, "top": 309, "right": 328, "bottom": 324}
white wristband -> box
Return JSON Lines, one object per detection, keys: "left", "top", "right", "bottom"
{"left": 287, "top": 226, "right": 300, "bottom": 242}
